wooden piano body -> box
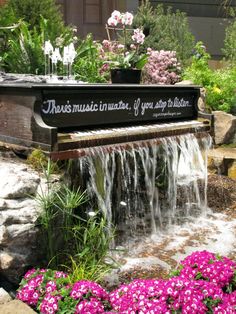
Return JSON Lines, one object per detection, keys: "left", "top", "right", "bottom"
{"left": 0, "top": 83, "right": 211, "bottom": 159}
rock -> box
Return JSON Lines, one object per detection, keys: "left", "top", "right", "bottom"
{"left": 0, "top": 288, "right": 12, "bottom": 304}
{"left": 213, "top": 111, "right": 236, "bottom": 145}
{"left": 0, "top": 162, "right": 40, "bottom": 199}
{"left": 0, "top": 158, "right": 45, "bottom": 284}
{"left": 175, "top": 80, "right": 194, "bottom": 85}
{"left": 0, "top": 300, "right": 37, "bottom": 314}
{"left": 0, "top": 226, "right": 7, "bottom": 244}
{"left": 228, "top": 161, "right": 236, "bottom": 180}
{"left": 207, "top": 155, "right": 225, "bottom": 174}
{"left": 208, "top": 147, "right": 236, "bottom": 177}
{"left": 0, "top": 252, "right": 13, "bottom": 270}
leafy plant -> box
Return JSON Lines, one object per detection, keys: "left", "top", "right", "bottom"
{"left": 73, "top": 34, "right": 107, "bottom": 83}
{"left": 0, "top": 0, "right": 74, "bottom": 74}
{"left": 65, "top": 256, "right": 112, "bottom": 284}
{"left": 1, "top": 16, "right": 74, "bottom": 74}
{"left": 0, "top": 0, "right": 66, "bottom": 36}
{"left": 35, "top": 157, "right": 114, "bottom": 283}
{"left": 133, "top": 0, "right": 195, "bottom": 67}
{"left": 72, "top": 216, "right": 113, "bottom": 263}
{"left": 27, "top": 148, "right": 59, "bottom": 173}
{"left": 62, "top": 212, "right": 115, "bottom": 284}
{"left": 223, "top": 17, "right": 236, "bottom": 63}
{"left": 34, "top": 158, "right": 87, "bottom": 267}
{"left": 183, "top": 41, "right": 236, "bottom": 113}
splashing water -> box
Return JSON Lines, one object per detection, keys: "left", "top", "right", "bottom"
{"left": 70, "top": 133, "right": 212, "bottom": 243}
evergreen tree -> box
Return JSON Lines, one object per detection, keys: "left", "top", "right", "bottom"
{"left": 0, "top": 0, "right": 66, "bottom": 37}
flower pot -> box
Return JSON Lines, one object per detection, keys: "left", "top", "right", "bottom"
{"left": 110, "top": 69, "right": 141, "bottom": 84}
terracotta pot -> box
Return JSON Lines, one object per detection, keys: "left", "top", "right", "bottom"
{"left": 110, "top": 69, "right": 141, "bottom": 84}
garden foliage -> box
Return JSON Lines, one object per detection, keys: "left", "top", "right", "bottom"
{"left": 0, "top": 0, "right": 66, "bottom": 35}
{"left": 0, "top": 0, "right": 73, "bottom": 74}
{"left": 73, "top": 34, "right": 107, "bottom": 83}
{"left": 183, "top": 42, "right": 236, "bottom": 113}
{"left": 223, "top": 18, "right": 236, "bottom": 64}
{"left": 34, "top": 160, "right": 114, "bottom": 282}
{"left": 17, "top": 250, "right": 236, "bottom": 313}
{"left": 133, "top": 0, "right": 195, "bottom": 67}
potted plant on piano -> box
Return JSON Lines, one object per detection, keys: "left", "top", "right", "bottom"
{"left": 101, "top": 10, "right": 148, "bottom": 84}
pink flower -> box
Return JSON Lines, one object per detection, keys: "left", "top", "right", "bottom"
{"left": 143, "top": 49, "right": 181, "bottom": 84}
{"left": 102, "top": 39, "right": 112, "bottom": 50}
{"left": 111, "top": 10, "right": 121, "bottom": 22}
{"left": 132, "top": 28, "right": 145, "bottom": 44}
{"left": 107, "top": 16, "right": 118, "bottom": 27}
{"left": 121, "top": 12, "right": 134, "bottom": 25}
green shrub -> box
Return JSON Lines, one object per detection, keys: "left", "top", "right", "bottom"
{"left": 0, "top": 0, "right": 66, "bottom": 35}
{"left": 73, "top": 34, "right": 107, "bottom": 83}
{"left": 35, "top": 160, "right": 114, "bottom": 279}
{"left": 223, "top": 18, "right": 236, "bottom": 64}
{"left": 3, "top": 20, "right": 46, "bottom": 74}
{"left": 1, "top": 17, "right": 74, "bottom": 74}
{"left": 0, "top": 0, "right": 73, "bottom": 74}
{"left": 183, "top": 42, "right": 236, "bottom": 113}
{"left": 133, "top": 0, "right": 195, "bottom": 67}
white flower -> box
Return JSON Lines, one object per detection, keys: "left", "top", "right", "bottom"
{"left": 88, "top": 211, "right": 96, "bottom": 217}
{"left": 68, "top": 42, "right": 77, "bottom": 61}
{"left": 50, "top": 51, "right": 58, "bottom": 64}
{"left": 54, "top": 48, "right": 62, "bottom": 61}
{"left": 117, "top": 44, "right": 125, "bottom": 50}
{"left": 63, "top": 43, "right": 76, "bottom": 64}
{"left": 121, "top": 12, "right": 134, "bottom": 25}
{"left": 111, "top": 10, "right": 121, "bottom": 22}
{"left": 132, "top": 28, "right": 145, "bottom": 44}
{"left": 107, "top": 16, "right": 118, "bottom": 26}
{"left": 44, "top": 40, "right": 53, "bottom": 55}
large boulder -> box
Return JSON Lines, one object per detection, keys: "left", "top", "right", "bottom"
{"left": 213, "top": 111, "right": 236, "bottom": 145}
{"left": 0, "top": 158, "right": 44, "bottom": 284}
{"left": 0, "top": 300, "right": 37, "bottom": 314}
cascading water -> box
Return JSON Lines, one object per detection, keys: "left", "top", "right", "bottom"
{"left": 69, "top": 133, "right": 212, "bottom": 243}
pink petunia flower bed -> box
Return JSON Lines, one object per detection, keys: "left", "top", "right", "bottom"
{"left": 16, "top": 250, "right": 236, "bottom": 313}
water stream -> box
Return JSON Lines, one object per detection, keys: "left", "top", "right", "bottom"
{"left": 69, "top": 133, "right": 212, "bottom": 243}
{"left": 66, "top": 132, "right": 236, "bottom": 280}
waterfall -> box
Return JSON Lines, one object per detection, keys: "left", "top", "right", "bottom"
{"left": 69, "top": 133, "right": 212, "bottom": 243}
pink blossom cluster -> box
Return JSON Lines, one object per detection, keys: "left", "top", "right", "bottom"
{"left": 16, "top": 268, "right": 68, "bottom": 313}
{"left": 16, "top": 269, "right": 46, "bottom": 306}
{"left": 40, "top": 293, "right": 60, "bottom": 314}
{"left": 107, "top": 10, "right": 133, "bottom": 27}
{"left": 109, "top": 277, "right": 235, "bottom": 313}
{"left": 109, "top": 279, "right": 169, "bottom": 313}
{"left": 143, "top": 48, "right": 181, "bottom": 85}
{"left": 17, "top": 251, "right": 236, "bottom": 313}
{"left": 70, "top": 280, "right": 109, "bottom": 300}
{"left": 17, "top": 271, "right": 111, "bottom": 314}
{"left": 70, "top": 280, "right": 110, "bottom": 313}
{"left": 177, "top": 250, "right": 236, "bottom": 288}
